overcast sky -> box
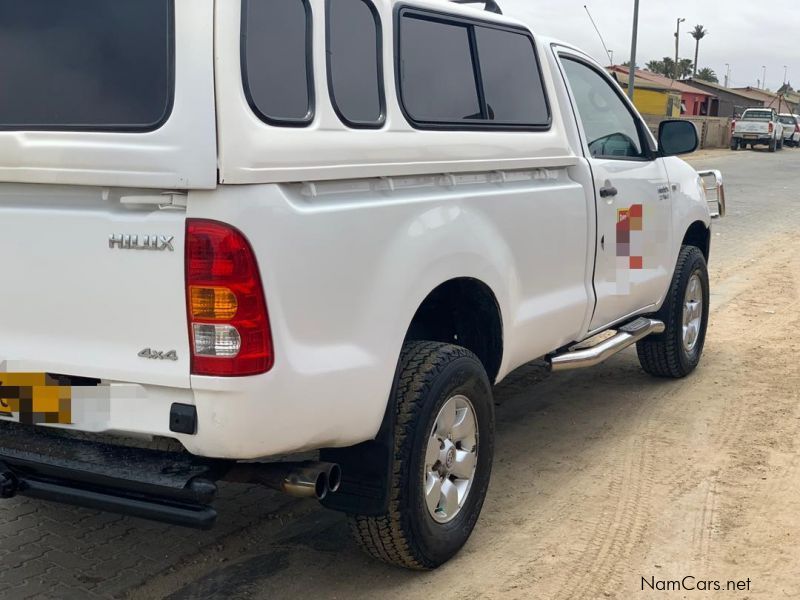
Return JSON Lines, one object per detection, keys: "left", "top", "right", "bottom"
{"left": 501, "top": 0, "right": 798, "bottom": 90}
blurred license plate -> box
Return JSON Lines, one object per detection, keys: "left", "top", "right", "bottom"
{"left": 0, "top": 373, "right": 72, "bottom": 424}
{"left": 744, "top": 134, "right": 758, "bottom": 138}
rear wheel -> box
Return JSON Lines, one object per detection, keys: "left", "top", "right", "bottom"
{"left": 349, "top": 341, "right": 495, "bottom": 570}
{"left": 637, "top": 246, "right": 709, "bottom": 378}
{"left": 769, "top": 137, "right": 777, "bottom": 152}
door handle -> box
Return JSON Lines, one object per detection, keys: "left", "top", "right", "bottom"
{"left": 599, "top": 186, "right": 618, "bottom": 198}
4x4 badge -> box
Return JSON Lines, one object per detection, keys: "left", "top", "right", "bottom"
{"left": 138, "top": 348, "right": 179, "bottom": 361}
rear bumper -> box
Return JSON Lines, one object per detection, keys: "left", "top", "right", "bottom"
{"left": 0, "top": 370, "right": 385, "bottom": 460}
{"left": 0, "top": 422, "right": 225, "bottom": 529}
{"left": 734, "top": 135, "right": 771, "bottom": 143}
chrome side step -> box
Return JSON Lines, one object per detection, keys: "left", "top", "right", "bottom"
{"left": 548, "top": 317, "right": 665, "bottom": 373}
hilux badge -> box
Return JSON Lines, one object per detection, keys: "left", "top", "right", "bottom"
{"left": 109, "top": 234, "right": 175, "bottom": 251}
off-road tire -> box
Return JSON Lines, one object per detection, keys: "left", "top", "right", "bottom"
{"left": 769, "top": 137, "right": 777, "bottom": 152}
{"left": 348, "top": 341, "right": 495, "bottom": 570}
{"left": 730, "top": 140, "right": 738, "bottom": 151}
{"left": 637, "top": 246, "right": 709, "bottom": 378}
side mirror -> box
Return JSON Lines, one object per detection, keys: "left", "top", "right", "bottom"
{"left": 658, "top": 120, "right": 699, "bottom": 156}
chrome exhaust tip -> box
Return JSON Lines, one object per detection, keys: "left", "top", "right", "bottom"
{"left": 281, "top": 464, "right": 330, "bottom": 500}
{"left": 325, "top": 463, "right": 342, "bottom": 494}
{"left": 225, "top": 461, "right": 341, "bottom": 501}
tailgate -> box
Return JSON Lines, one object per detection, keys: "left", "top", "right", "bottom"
{"left": 736, "top": 122, "right": 768, "bottom": 134}
{"left": 0, "top": 184, "right": 190, "bottom": 388}
{"left": 0, "top": 0, "right": 215, "bottom": 388}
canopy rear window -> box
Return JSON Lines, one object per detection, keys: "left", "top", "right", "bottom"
{"left": 0, "top": 0, "right": 174, "bottom": 131}
{"left": 742, "top": 110, "right": 772, "bottom": 121}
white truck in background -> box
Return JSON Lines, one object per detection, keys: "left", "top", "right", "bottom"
{"left": 779, "top": 113, "right": 800, "bottom": 147}
{"left": 0, "top": 0, "right": 722, "bottom": 570}
{"left": 731, "top": 108, "right": 785, "bottom": 151}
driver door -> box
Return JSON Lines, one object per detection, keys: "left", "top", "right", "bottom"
{"left": 558, "top": 56, "right": 673, "bottom": 330}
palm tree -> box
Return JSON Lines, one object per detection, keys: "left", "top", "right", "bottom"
{"left": 678, "top": 59, "right": 694, "bottom": 79}
{"left": 696, "top": 67, "right": 718, "bottom": 83}
{"left": 689, "top": 25, "right": 708, "bottom": 77}
{"left": 645, "top": 59, "right": 665, "bottom": 75}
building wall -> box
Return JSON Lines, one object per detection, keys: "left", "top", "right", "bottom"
{"left": 682, "top": 92, "right": 710, "bottom": 116}
{"left": 643, "top": 115, "right": 733, "bottom": 149}
{"left": 632, "top": 89, "right": 681, "bottom": 117}
{"left": 686, "top": 81, "right": 764, "bottom": 118}
{"left": 633, "top": 88, "right": 667, "bottom": 116}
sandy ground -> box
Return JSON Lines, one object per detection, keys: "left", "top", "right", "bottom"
{"left": 2, "top": 148, "right": 799, "bottom": 599}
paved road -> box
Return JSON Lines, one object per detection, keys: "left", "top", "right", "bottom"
{"left": 1, "top": 147, "right": 799, "bottom": 599}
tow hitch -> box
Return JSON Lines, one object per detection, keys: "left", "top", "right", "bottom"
{"left": 0, "top": 465, "right": 18, "bottom": 498}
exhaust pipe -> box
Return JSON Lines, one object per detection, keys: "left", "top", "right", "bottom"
{"left": 225, "top": 461, "right": 341, "bottom": 500}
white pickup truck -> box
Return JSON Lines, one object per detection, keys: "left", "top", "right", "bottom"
{"left": 731, "top": 108, "right": 785, "bottom": 151}
{"left": 0, "top": 0, "right": 722, "bottom": 569}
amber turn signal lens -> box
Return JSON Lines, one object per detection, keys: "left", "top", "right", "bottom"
{"left": 190, "top": 286, "right": 238, "bottom": 320}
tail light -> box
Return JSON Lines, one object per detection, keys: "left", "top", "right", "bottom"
{"left": 769, "top": 122, "right": 774, "bottom": 134}
{"left": 794, "top": 123, "right": 799, "bottom": 134}
{"left": 731, "top": 120, "right": 736, "bottom": 133}
{"left": 186, "top": 220, "right": 273, "bottom": 376}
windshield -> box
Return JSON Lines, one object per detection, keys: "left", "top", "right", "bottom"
{"left": 779, "top": 116, "right": 796, "bottom": 125}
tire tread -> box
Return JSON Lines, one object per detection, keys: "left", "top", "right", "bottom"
{"left": 348, "top": 341, "right": 478, "bottom": 570}
{"left": 637, "top": 245, "right": 706, "bottom": 378}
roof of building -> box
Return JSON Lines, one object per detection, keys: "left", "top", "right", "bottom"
{"left": 685, "top": 78, "right": 765, "bottom": 100}
{"left": 609, "top": 66, "right": 716, "bottom": 97}
{"left": 731, "top": 86, "right": 799, "bottom": 107}
{"left": 607, "top": 70, "right": 679, "bottom": 94}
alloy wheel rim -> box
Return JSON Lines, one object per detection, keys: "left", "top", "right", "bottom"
{"left": 682, "top": 272, "right": 703, "bottom": 353}
{"left": 423, "top": 394, "right": 479, "bottom": 524}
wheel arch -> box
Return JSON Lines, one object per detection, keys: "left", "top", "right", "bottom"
{"left": 321, "top": 276, "right": 504, "bottom": 517}
{"left": 682, "top": 220, "right": 711, "bottom": 262}
{"left": 403, "top": 277, "right": 504, "bottom": 384}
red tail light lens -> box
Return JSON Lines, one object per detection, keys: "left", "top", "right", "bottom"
{"left": 186, "top": 219, "right": 273, "bottom": 376}
{"left": 769, "top": 122, "right": 774, "bottom": 134}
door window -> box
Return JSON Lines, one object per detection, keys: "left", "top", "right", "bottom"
{"left": 561, "top": 58, "right": 645, "bottom": 159}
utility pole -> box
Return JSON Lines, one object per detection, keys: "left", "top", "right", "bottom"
{"left": 762, "top": 66, "right": 766, "bottom": 90}
{"left": 627, "top": 0, "right": 639, "bottom": 100}
{"left": 724, "top": 63, "right": 730, "bottom": 88}
{"left": 784, "top": 65, "right": 788, "bottom": 86}
{"left": 674, "top": 17, "right": 685, "bottom": 80}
